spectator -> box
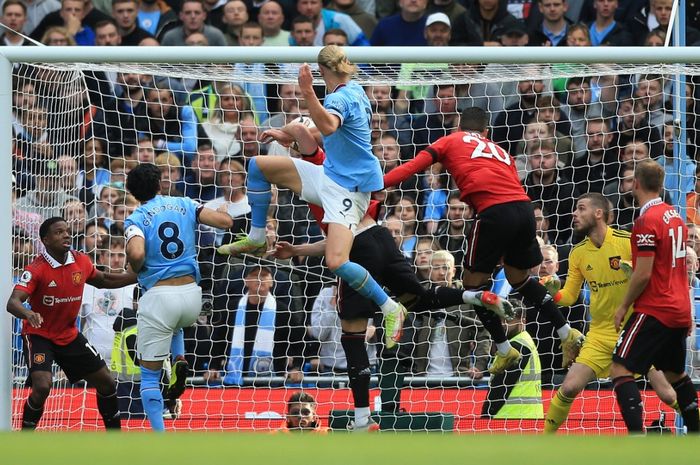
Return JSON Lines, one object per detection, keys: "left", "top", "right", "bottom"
{"left": 633, "top": 74, "right": 666, "bottom": 133}
{"left": 112, "top": 0, "right": 153, "bottom": 45}
{"left": 394, "top": 196, "right": 422, "bottom": 259}
{"left": 644, "top": 28, "right": 665, "bottom": 46}
{"left": 532, "top": 201, "right": 553, "bottom": 244}
{"left": 436, "top": 192, "right": 472, "bottom": 277}
{"left": 492, "top": 77, "right": 546, "bottom": 155}
{"left": 201, "top": 82, "right": 250, "bottom": 162}
{"left": 15, "top": 104, "right": 53, "bottom": 160}
{"left": 205, "top": 265, "right": 305, "bottom": 385}
{"left": 232, "top": 22, "right": 270, "bottom": 122}
{"left": 94, "top": 18, "right": 121, "bottom": 46}
{"left": 650, "top": 0, "right": 700, "bottom": 45}
{"left": 108, "top": 157, "right": 137, "bottom": 187}
{"left": 429, "top": 0, "right": 467, "bottom": 27}
{"left": 201, "top": 158, "right": 250, "bottom": 247}
{"left": 259, "top": 0, "right": 289, "bottom": 46}
{"left": 421, "top": 167, "right": 449, "bottom": 234}
{"left": 409, "top": 250, "right": 491, "bottom": 377}
{"left": 80, "top": 239, "right": 136, "bottom": 364}
{"left": 498, "top": 23, "right": 528, "bottom": 45}
{"left": 289, "top": 14, "right": 315, "bottom": 46}
{"left": 609, "top": 163, "right": 635, "bottom": 230}
{"left": 161, "top": 0, "right": 227, "bottom": 45}
{"left": 91, "top": 183, "right": 124, "bottom": 223}
{"left": 56, "top": 154, "right": 82, "bottom": 200}
{"left": 31, "top": 0, "right": 95, "bottom": 45}
{"left": 15, "top": 160, "right": 80, "bottom": 219}
{"left": 456, "top": 0, "right": 522, "bottom": 46}
{"left": 322, "top": 27, "right": 347, "bottom": 45}
{"left": 80, "top": 220, "right": 109, "bottom": 257}
{"left": 308, "top": 285, "right": 377, "bottom": 374}
{"left": 571, "top": 117, "right": 618, "bottom": 194}
{"left": 328, "top": 0, "right": 377, "bottom": 38}
{"left": 565, "top": 22, "right": 590, "bottom": 45}
{"left": 184, "top": 31, "right": 208, "bottom": 45}
{"left": 515, "top": 120, "right": 551, "bottom": 177}
{"left": 293, "top": 0, "right": 368, "bottom": 46}
{"left": 16, "top": 0, "right": 60, "bottom": 35}
{"left": 182, "top": 144, "right": 219, "bottom": 202}
{"left": 237, "top": 115, "right": 262, "bottom": 161}
{"left": 280, "top": 391, "right": 328, "bottom": 432}
{"left": 137, "top": 0, "right": 177, "bottom": 38}
{"left": 12, "top": 178, "right": 42, "bottom": 247}
{"left": 136, "top": 81, "right": 198, "bottom": 165}
{"left": 220, "top": 0, "right": 249, "bottom": 45}
{"left": 1, "top": 0, "right": 31, "bottom": 46}
{"left": 481, "top": 298, "right": 543, "bottom": 419}
{"left": 383, "top": 215, "right": 403, "bottom": 251}
{"left": 40, "top": 24, "right": 75, "bottom": 44}
{"left": 131, "top": 137, "right": 157, "bottom": 164}
{"left": 523, "top": 139, "right": 579, "bottom": 244}
{"left": 561, "top": 76, "right": 603, "bottom": 157}
{"left": 619, "top": 139, "right": 650, "bottom": 166}
{"left": 614, "top": 96, "right": 661, "bottom": 157}
{"left": 371, "top": 0, "right": 429, "bottom": 46}
{"left": 587, "top": 0, "right": 632, "bottom": 45}
{"left": 528, "top": 0, "right": 570, "bottom": 46}
{"left": 399, "top": 83, "right": 460, "bottom": 155}
{"left": 412, "top": 236, "right": 441, "bottom": 282}
{"left": 264, "top": 83, "right": 303, "bottom": 130}
{"left": 155, "top": 151, "right": 184, "bottom": 196}
{"left": 111, "top": 194, "right": 139, "bottom": 232}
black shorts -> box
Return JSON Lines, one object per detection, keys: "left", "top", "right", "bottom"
{"left": 465, "top": 201, "right": 543, "bottom": 274}
{"left": 338, "top": 225, "right": 425, "bottom": 320}
{"left": 612, "top": 312, "right": 688, "bottom": 375}
{"left": 23, "top": 333, "right": 106, "bottom": 384}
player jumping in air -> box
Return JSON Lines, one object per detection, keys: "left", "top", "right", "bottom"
{"left": 7, "top": 217, "right": 137, "bottom": 430}
{"left": 217, "top": 45, "right": 407, "bottom": 349}
{"left": 610, "top": 159, "right": 699, "bottom": 434}
{"left": 543, "top": 193, "right": 678, "bottom": 433}
{"left": 124, "top": 163, "right": 235, "bottom": 431}
{"left": 264, "top": 120, "right": 512, "bottom": 431}
{"left": 383, "top": 106, "right": 585, "bottom": 374}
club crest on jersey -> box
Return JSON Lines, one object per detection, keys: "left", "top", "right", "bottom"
{"left": 72, "top": 272, "right": 83, "bottom": 286}
{"left": 609, "top": 256, "right": 621, "bottom": 270}
{"left": 33, "top": 353, "right": 45, "bottom": 364}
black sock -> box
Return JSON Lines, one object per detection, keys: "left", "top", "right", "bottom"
{"left": 473, "top": 305, "right": 508, "bottom": 343}
{"left": 513, "top": 278, "right": 567, "bottom": 329}
{"left": 341, "top": 331, "right": 370, "bottom": 409}
{"left": 672, "top": 375, "right": 699, "bottom": 433}
{"left": 22, "top": 398, "right": 44, "bottom": 430}
{"left": 613, "top": 376, "right": 644, "bottom": 433}
{"left": 97, "top": 391, "right": 121, "bottom": 430}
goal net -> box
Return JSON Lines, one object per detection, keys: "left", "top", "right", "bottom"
{"left": 8, "top": 55, "right": 700, "bottom": 433}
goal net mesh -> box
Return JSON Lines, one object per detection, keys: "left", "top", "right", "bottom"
{"left": 9, "top": 59, "right": 700, "bottom": 433}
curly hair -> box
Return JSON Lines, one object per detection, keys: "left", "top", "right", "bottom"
{"left": 126, "top": 163, "right": 161, "bottom": 202}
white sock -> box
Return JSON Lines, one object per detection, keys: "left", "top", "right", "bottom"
{"left": 556, "top": 324, "right": 571, "bottom": 340}
{"left": 355, "top": 407, "right": 371, "bottom": 427}
{"left": 462, "top": 290, "right": 479, "bottom": 305}
{"left": 248, "top": 226, "right": 266, "bottom": 243}
{"left": 379, "top": 297, "right": 398, "bottom": 315}
{"left": 496, "top": 341, "right": 513, "bottom": 355}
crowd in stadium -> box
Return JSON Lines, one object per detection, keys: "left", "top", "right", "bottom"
{"left": 6, "top": 0, "right": 700, "bottom": 395}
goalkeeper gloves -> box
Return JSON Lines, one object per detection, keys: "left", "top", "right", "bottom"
{"left": 539, "top": 275, "right": 562, "bottom": 303}
{"left": 620, "top": 259, "right": 633, "bottom": 278}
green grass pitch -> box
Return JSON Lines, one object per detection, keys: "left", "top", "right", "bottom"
{"left": 2, "top": 433, "right": 699, "bottom": 465}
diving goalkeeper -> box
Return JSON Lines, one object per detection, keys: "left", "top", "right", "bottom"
{"left": 543, "top": 193, "right": 678, "bottom": 433}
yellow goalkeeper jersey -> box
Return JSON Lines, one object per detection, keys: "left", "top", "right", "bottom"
{"left": 558, "top": 227, "right": 632, "bottom": 341}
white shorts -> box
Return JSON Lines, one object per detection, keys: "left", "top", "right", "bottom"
{"left": 137, "top": 283, "right": 202, "bottom": 362}
{"left": 292, "top": 158, "right": 370, "bottom": 229}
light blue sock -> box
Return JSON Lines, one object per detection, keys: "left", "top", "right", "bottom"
{"left": 140, "top": 367, "right": 165, "bottom": 432}
{"left": 170, "top": 329, "right": 184, "bottom": 362}
{"left": 334, "top": 261, "right": 389, "bottom": 307}
{"left": 247, "top": 157, "right": 272, "bottom": 230}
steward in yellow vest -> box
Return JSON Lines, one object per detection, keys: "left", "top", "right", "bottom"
{"left": 482, "top": 298, "right": 543, "bottom": 419}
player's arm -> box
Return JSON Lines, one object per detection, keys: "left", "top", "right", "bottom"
{"left": 298, "top": 64, "right": 339, "bottom": 136}
{"left": 273, "top": 240, "right": 326, "bottom": 259}
{"left": 198, "top": 205, "right": 235, "bottom": 230}
{"left": 6, "top": 289, "right": 43, "bottom": 328}
{"left": 88, "top": 269, "right": 138, "bottom": 289}
{"left": 557, "top": 253, "right": 584, "bottom": 307}
{"left": 383, "top": 150, "right": 435, "bottom": 188}
{"left": 614, "top": 255, "right": 654, "bottom": 331}
{"left": 125, "top": 233, "right": 147, "bottom": 273}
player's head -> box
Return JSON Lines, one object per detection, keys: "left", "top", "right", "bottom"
{"left": 633, "top": 158, "right": 664, "bottom": 198}
{"left": 39, "top": 217, "right": 71, "bottom": 254}
{"left": 126, "top": 163, "right": 161, "bottom": 202}
{"left": 317, "top": 45, "right": 357, "bottom": 83}
{"left": 286, "top": 391, "right": 319, "bottom": 430}
{"left": 459, "top": 107, "right": 489, "bottom": 136}
{"left": 573, "top": 192, "right": 609, "bottom": 236}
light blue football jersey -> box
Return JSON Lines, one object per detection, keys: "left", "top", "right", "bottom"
{"left": 124, "top": 195, "right": 201, "bottom": 291}
{"left": 322, "top": 81, "right": 383, "bottom": 192}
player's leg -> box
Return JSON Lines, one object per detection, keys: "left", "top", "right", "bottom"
{"left": 339, "top": 316, "right": 378, "bottom": 431}
{"left": 219, "top": 156, "right": 303, "bottom": 255}
{"left": 21, "top": 335, "right": 55, "bottom": 430}
{"left": 166, "top": 328, "right": 190, "bottom": 403}
{"left": 544, "top": 362, "right": 596, "bottom": 433}
{"left": 83, "top": 366, "right": 121, "bottom": 430}
{"left": 648, "top": 367, "right": 679, "bottom": 411}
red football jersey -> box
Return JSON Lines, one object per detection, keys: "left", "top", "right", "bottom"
{"left": 384, "top": 132, "right": 529, "bottom": 213}
{"left": 631, "top": 199, "right": 691, "bottom": 328}
{"left": 15, "top": 250, "right": 97, "bottom": 345}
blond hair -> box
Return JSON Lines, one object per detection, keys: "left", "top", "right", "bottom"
{"left": 317, "top": 45, "right": 357, "bottom": 76}
{"left": 431, "top": 250, "right": 455, "bottom": 269}
{"left": 540, "top": 244, "right": 559, "bottom": 262}
{"left": 155, "top": 152, "right": 183, "bottom": 169}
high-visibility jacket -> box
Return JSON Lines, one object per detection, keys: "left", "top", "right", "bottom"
{"left": 494, "top": 330, "right": 543, "bottom": 419}
{"left": 110, "top": 325, "right": 141, "bottom": 382}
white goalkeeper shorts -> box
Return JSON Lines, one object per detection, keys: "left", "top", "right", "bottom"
{"left": 292, "top": 157, "right": 370, "bottom": 230}
{"left": 137, "top": 283, "right": 202, "bottom": 362}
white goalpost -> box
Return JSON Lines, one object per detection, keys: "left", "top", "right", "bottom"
{"left": 1, "top": 45, "right": 699, "bottom": 433}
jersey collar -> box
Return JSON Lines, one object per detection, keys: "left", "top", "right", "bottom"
{"left": 42, "top": 250, "right": 75, "bottom": 268}
{"left": 639, "top": 197, "right": 663, "bottom": 217}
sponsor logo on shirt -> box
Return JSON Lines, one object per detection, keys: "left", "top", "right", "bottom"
{"left": 636, "top": 234, "right": 655, "bottom": 248}
{"left": 42, "top": 295, "right": 82, "bottom": 306}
